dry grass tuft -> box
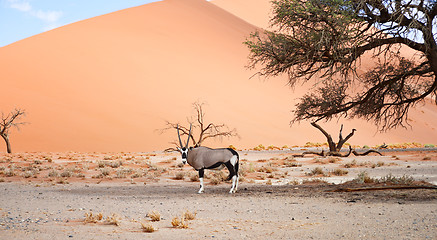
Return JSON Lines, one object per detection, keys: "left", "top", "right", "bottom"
{"left": 105, "top": 213, "right": 121, "bottom": 226}
{"left": 148, "top": 210, "right": 161, "bottom": 222}
{"left": 84, "top": 212, "right": 103, "bottom": 223}
{"left": 183, "top": 210, "right": 196, "bottom": 220}
{"left": 141, "top": 222, "right": 156, "bottom": 233}
{"left": 171, "top": 216, "right": 181, "bottom": 227}
{"left": 171, "top": 217, "right": 189, "bottom": 229}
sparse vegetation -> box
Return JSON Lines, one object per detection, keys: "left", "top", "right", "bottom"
{"left": 189, "top": 173, "right": 199, "bottom": 182}
{"left": 174, "top": 171, "right": 185, "bottom": 180}
{"left": 209, "top": 171, "right": 226, "bottom": 185}
{"left": 331, "top": 169, "right": 349, "bottom": 176}
{"left": 306, "top": 167, "right": 325, "bottom": 176}
{"left": 352, "top": 172, "right": 414, "bottom": 185}
{"left": 171, "top": 210, "right": 196, "bottom": 229}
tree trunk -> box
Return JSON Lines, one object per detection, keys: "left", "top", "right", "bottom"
{"left": 310, "top": 122, "right": 356, "bottom": 154}
{"left": 336, "top": 124, "right": 356, "bottom": 152}
{"left": 1, "top": 134, "right": 11, "bottom": 153}
{"left": 310, "top": 122, "right": 336, "bottom": 152}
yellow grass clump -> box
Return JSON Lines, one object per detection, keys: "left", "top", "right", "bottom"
{"left": 105, "top": 213, "right": 121, "bottom": 226}
{"left": 141, "top": 222, "right": 156, "bottom": 233}
{"left": 84, "top": 212, "right": 103, "bottom": 223}
{"left": 148, "top": 210, "right": 161, "bottom": 222}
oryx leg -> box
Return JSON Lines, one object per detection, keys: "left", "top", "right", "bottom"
{"left": 234, "top": 158, "right": 240, "bottom": 192}
{"left": 224, "top": 157, "right": 239, "bottom": 193}
{"left": 198, "top": 169, "right": 205, "bottom": 194}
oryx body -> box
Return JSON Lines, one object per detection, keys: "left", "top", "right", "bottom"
{"left": 177, "top": 125, "right": 239, "bottom": 193}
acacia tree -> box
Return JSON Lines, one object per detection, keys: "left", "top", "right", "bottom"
{"left": 1, "top": 109, "right": 26, "bottom": 153}
{"left": 161, "top": 102, "right": 239, "bottom": 150}
{"left": 245, "top": 0, "right": 437, "bottom": 130}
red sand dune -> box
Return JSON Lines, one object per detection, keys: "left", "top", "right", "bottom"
{"left": 0, "top": 0, "right": 436, "bottom": 152}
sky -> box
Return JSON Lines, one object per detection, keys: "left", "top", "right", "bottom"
{"left": 0, "top": 0, "right": 160, "bottom": 47}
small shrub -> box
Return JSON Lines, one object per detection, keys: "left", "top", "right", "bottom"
{"left": 174, "top": 172, "right": 185, "bottom": 180}
{"left": 331, "top": 169, "right": 348, "bottom": 176}
{"left": 257, "top": 165, "right": 274, "bottom": 173}
{"left": 307, "top": 167, "right": 324, "bottom": 176}
{"left": 60, "top": 170, "right": 73, "bottom": 178}
{"left": 209, "top": 171, "right": 226, "bottom": 185}
{"left": 379, "top": 174, "right": 414, "bottom": 184}
{"left": 4, "top": 165, "right": 16, "bottom": 177}
{"left": 253, "top": 144, "right": 265, "bottom": 151}
{"left": 267, "top": 145, "right": 280, "bottom": 150}
{"left": 98, "top": 160, "right": 122, "bottom": 168}
{"left": 190, "top": 173, "right": 199, "bottom": 182}
{"left": 100, "top": 167, "right": 111, "bottom": 176}
{"left": 353, "top": 171, "right": 374, "bottom": 183}
{"left": 343, "top": 160, "right": 357, "bottom": 168}
{"left": 328, "top": 157, "right": 341, "bottom": 163}
{"left": 301, "top": 178, "right": 328, "bottom": 184}
{"left": 284, "top": 160, "right": 302, "bottom": 167}
{"left": 115, "top": 168, "right": 133, "bottom": 178}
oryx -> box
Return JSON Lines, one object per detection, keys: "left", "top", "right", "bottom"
{"left": 177, "top": 124, "right": 239, "bottom": 194}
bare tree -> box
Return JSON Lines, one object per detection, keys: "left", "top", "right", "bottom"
{"left": 161, "top": 102, "right": 239, "bottom": 150}
{"left": 298, "top": 122, "right": 382, "bottom": 157}
{"left": 1, "top": 109, "right": 26, "bottom": 153}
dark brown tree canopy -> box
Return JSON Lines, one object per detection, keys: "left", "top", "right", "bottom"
{"left": 245, "top": 0, "right": 437, "bottom": 129}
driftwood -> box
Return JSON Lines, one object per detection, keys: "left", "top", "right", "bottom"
{"left": 299, "top": 146, "right": 383, "bottom": 157}
{"left": 352, "top": 149, "right": 383, "bottom": 156}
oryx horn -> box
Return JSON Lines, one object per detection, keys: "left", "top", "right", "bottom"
{"left": 186, "top": 124, "right": 192, "bottom": 148}
{"left": 177, "top": 124, "right": 183, "bottom": 148}
{"left": 177, "top": 124, "right": 192, "bottom": 148}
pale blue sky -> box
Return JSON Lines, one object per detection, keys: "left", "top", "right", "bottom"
{"left": 0, "top": 0, "right": 160, "bottom": 47}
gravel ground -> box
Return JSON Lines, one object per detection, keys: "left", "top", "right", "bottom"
{"left": 0, "top": 182, "right": 436, "bottom": 240}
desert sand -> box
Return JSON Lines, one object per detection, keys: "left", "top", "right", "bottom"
{"left": 0, "top": 148, "right": 436, "bottom": 239}
{"left": 1, "top": 0, "right": 436, "bottom": 153}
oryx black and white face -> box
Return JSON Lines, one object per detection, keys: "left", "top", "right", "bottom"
{"left": 177, "top": 147, "right": 189, "bottom": 164}
{"left": 177, "top": 124, "right": 192, "bottom": 165}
